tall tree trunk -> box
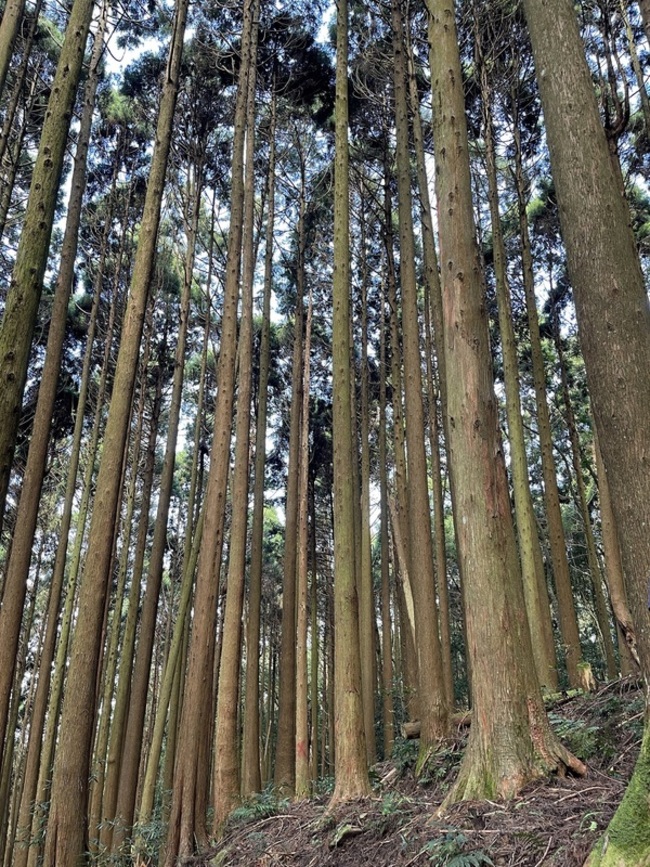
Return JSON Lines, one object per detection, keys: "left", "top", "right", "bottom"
{"left": 426, "top": 0, "right": 585, "bottom": 803}
{"left": 163, "top": 2, "right": 256, "bottom": 858}
{"left": 295, "top": 290, "right": 313, "bottom": 800}
{"left": 512, "top": 118, "right": 582, "bottom": 688}
{"left": 358, "top": 181, "right": 377, "bottom": 766}
{"left": 520, "top": 5, "right": 650, "bottom": 861}
{"left": 42, "top": 1, "right": 189, "bottom": 860}
{"left": 274, "top": 162, "right": 306, "bottom": 796}
{"left": 477, "top": 40, "right": 558, "bottom": 691}
{"left": 639, "top": 0, "right": 650, "bottom": 44}
{"left": 378, "top": 279, "right": 394, "bottom": 756}
{"left": 407, "top": 42, "right": 454, "bottom": 705}
{"left": 0, "top": 0, "right": 108, "bottom": 768}
{"left": 110, "top": 158, "right": 205, "bottom": 852}
{"left": 0, "top": 0, "right": 96, "bottom": 532}
{"left": 328, "top": 0, "right": 370, "bottom": 806}
{"left": 212, "top": 18, "right": 259, "bottom": 828}
{"left": 241, "top": 83, "right": 276, "bottom": 799}
{"left": 392, "top": 0, "right": 448, "bottom": 758}
{"left": 553, "top": 327, "right": 617, "bottom": 679}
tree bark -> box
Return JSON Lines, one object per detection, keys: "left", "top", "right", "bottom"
{"left": 0, "top": 0, "right": 96, "bottom": 533}
{"left": 520, "top": 1, "right": 650, "bottom": 862}
{"left": 392, "top": 0, "right": 449, "bottom": 758}
{"left": 162, "top": 2, "right": 256, "bottom": 858}
{"left": 426, "top": 0, "right": 585, "bottom": 803}
{"left": 42, "top": 0, "right": 189, "bottom": 860}
{"left": 328, "top": 0, "right": 370, "bottom": 806}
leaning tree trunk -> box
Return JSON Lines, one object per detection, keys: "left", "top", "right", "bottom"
{"left": 328, "top": 0, "right": 370, "bottom": 806}
{"left": 426, "top": 0, "right": 585, "bottom": 804}
{"left": 41, "top": 0, "right": 189, "bottom": 861}
{"left": 520, "top": 3, "right": 650, "bottom": 863}
{"left": 0, "top": 0, "right": 26, "bottom": 100}
{"left": 0, "top": 0, "right": 96, "bottom": 534}
{"left": 0, "top": 0, "right": 108, "bottom": 768}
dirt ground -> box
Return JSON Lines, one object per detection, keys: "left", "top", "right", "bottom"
{"left": 201, "top": 677, "right": 643, "bottom": 867}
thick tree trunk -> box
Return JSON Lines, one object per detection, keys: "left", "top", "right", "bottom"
{"left": 426, "top": 0, "right": 585, "bottom": 803}
{"left": 328, "top": 0, "right": 370, "bottom": 806}
{"left": 521, "top": 1, "right": 650, "bottom": 862}
{"left": 0, "top": 0, "right": 96, "bottom": 533}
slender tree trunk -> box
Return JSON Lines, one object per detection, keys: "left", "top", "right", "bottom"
{"left": 521, "top": 1, "right": 650, "bottom": 862}
{"left": 212, "top": 21, "right": 259, "bottom": 829}
{"left": 328, "top": 0, "right": 370, "bottom": 806}
{"left": 95, "top": 322, "right": 162, "bottom": 851}
{"left": 0, "top": 0, "right": 109, "bottom": 768}
{"left": 274, "top": 166, "right": 306, "bottom": 796}
{"left": 309, "top": 483, "right": 319, "bottom": 781}
{"left": 407, "top": 43, "right": 454, "bottom": 705}
{"left": 358, "top": 183, "right": 377, "bottom": 766}
{"left": 426, "top": 0, "right": 585, "bottom": 804}
{"left": 593, "top": 431, "right": 639, "bottom": 672}
{"left": 295, "top": 290, "right": 313, "bottom": 800}
{"left": 553, "top": 328, "right": 617, "bottom": 679}
{"left": 477, "top": 43, "right": 558, "bottom": 690}
{"left": 392, "top": 0, "right": 448, "bottom": 757}
{"left": 110, "top": 161, "right": 205, "bottom": 853}
{"left": 241, "top": 84, "right": 276, "bottom": 799}
{"left": 0, "top": 0, "right": 96, "bottom": 532}
{"left": 163, "top": 2, "right": 256, "bottom": 858}
{"left": 42, "top": 2, "right": 189, "bottom": 860}
{"left": 378, "top": 279, "right": 394, "bottom": 755}
{"left": 638, "top": 0, "right": 650, "bottom": 44}
{"left": 512, "top": 120, "right": 582, "bottom": 688}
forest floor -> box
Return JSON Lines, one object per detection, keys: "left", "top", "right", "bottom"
{"left": 202, "top": 676, "right": 643, "bottom": 867}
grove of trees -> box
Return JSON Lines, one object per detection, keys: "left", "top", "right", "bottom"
{"left": 0, "top": 0, "right": 648, "bottom": 864}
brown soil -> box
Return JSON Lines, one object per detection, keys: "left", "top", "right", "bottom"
{"left": 200, "top": 677, "right": 643, "bottom": 867}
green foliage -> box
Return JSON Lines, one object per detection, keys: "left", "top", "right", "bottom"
{"left": 391, "top": 737, "right": 419, "bottom": 773}
{"left": 421, "top": 832, "right": 494, "bottom": 866}
{"left": 228, "top": 790, "right": 290, "bottom": 826}
{"left": 548, "top": 712, "right": 600, "bottom": 760}
{"left": 380, "top": 791, "right": 411, "bottom": 816}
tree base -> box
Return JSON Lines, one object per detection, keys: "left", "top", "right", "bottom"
{"left": 441, "top": 717, "right": 586, "bottom": 808}
{"left": 585, "top": 723, "right": 650, "bottom": 866}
